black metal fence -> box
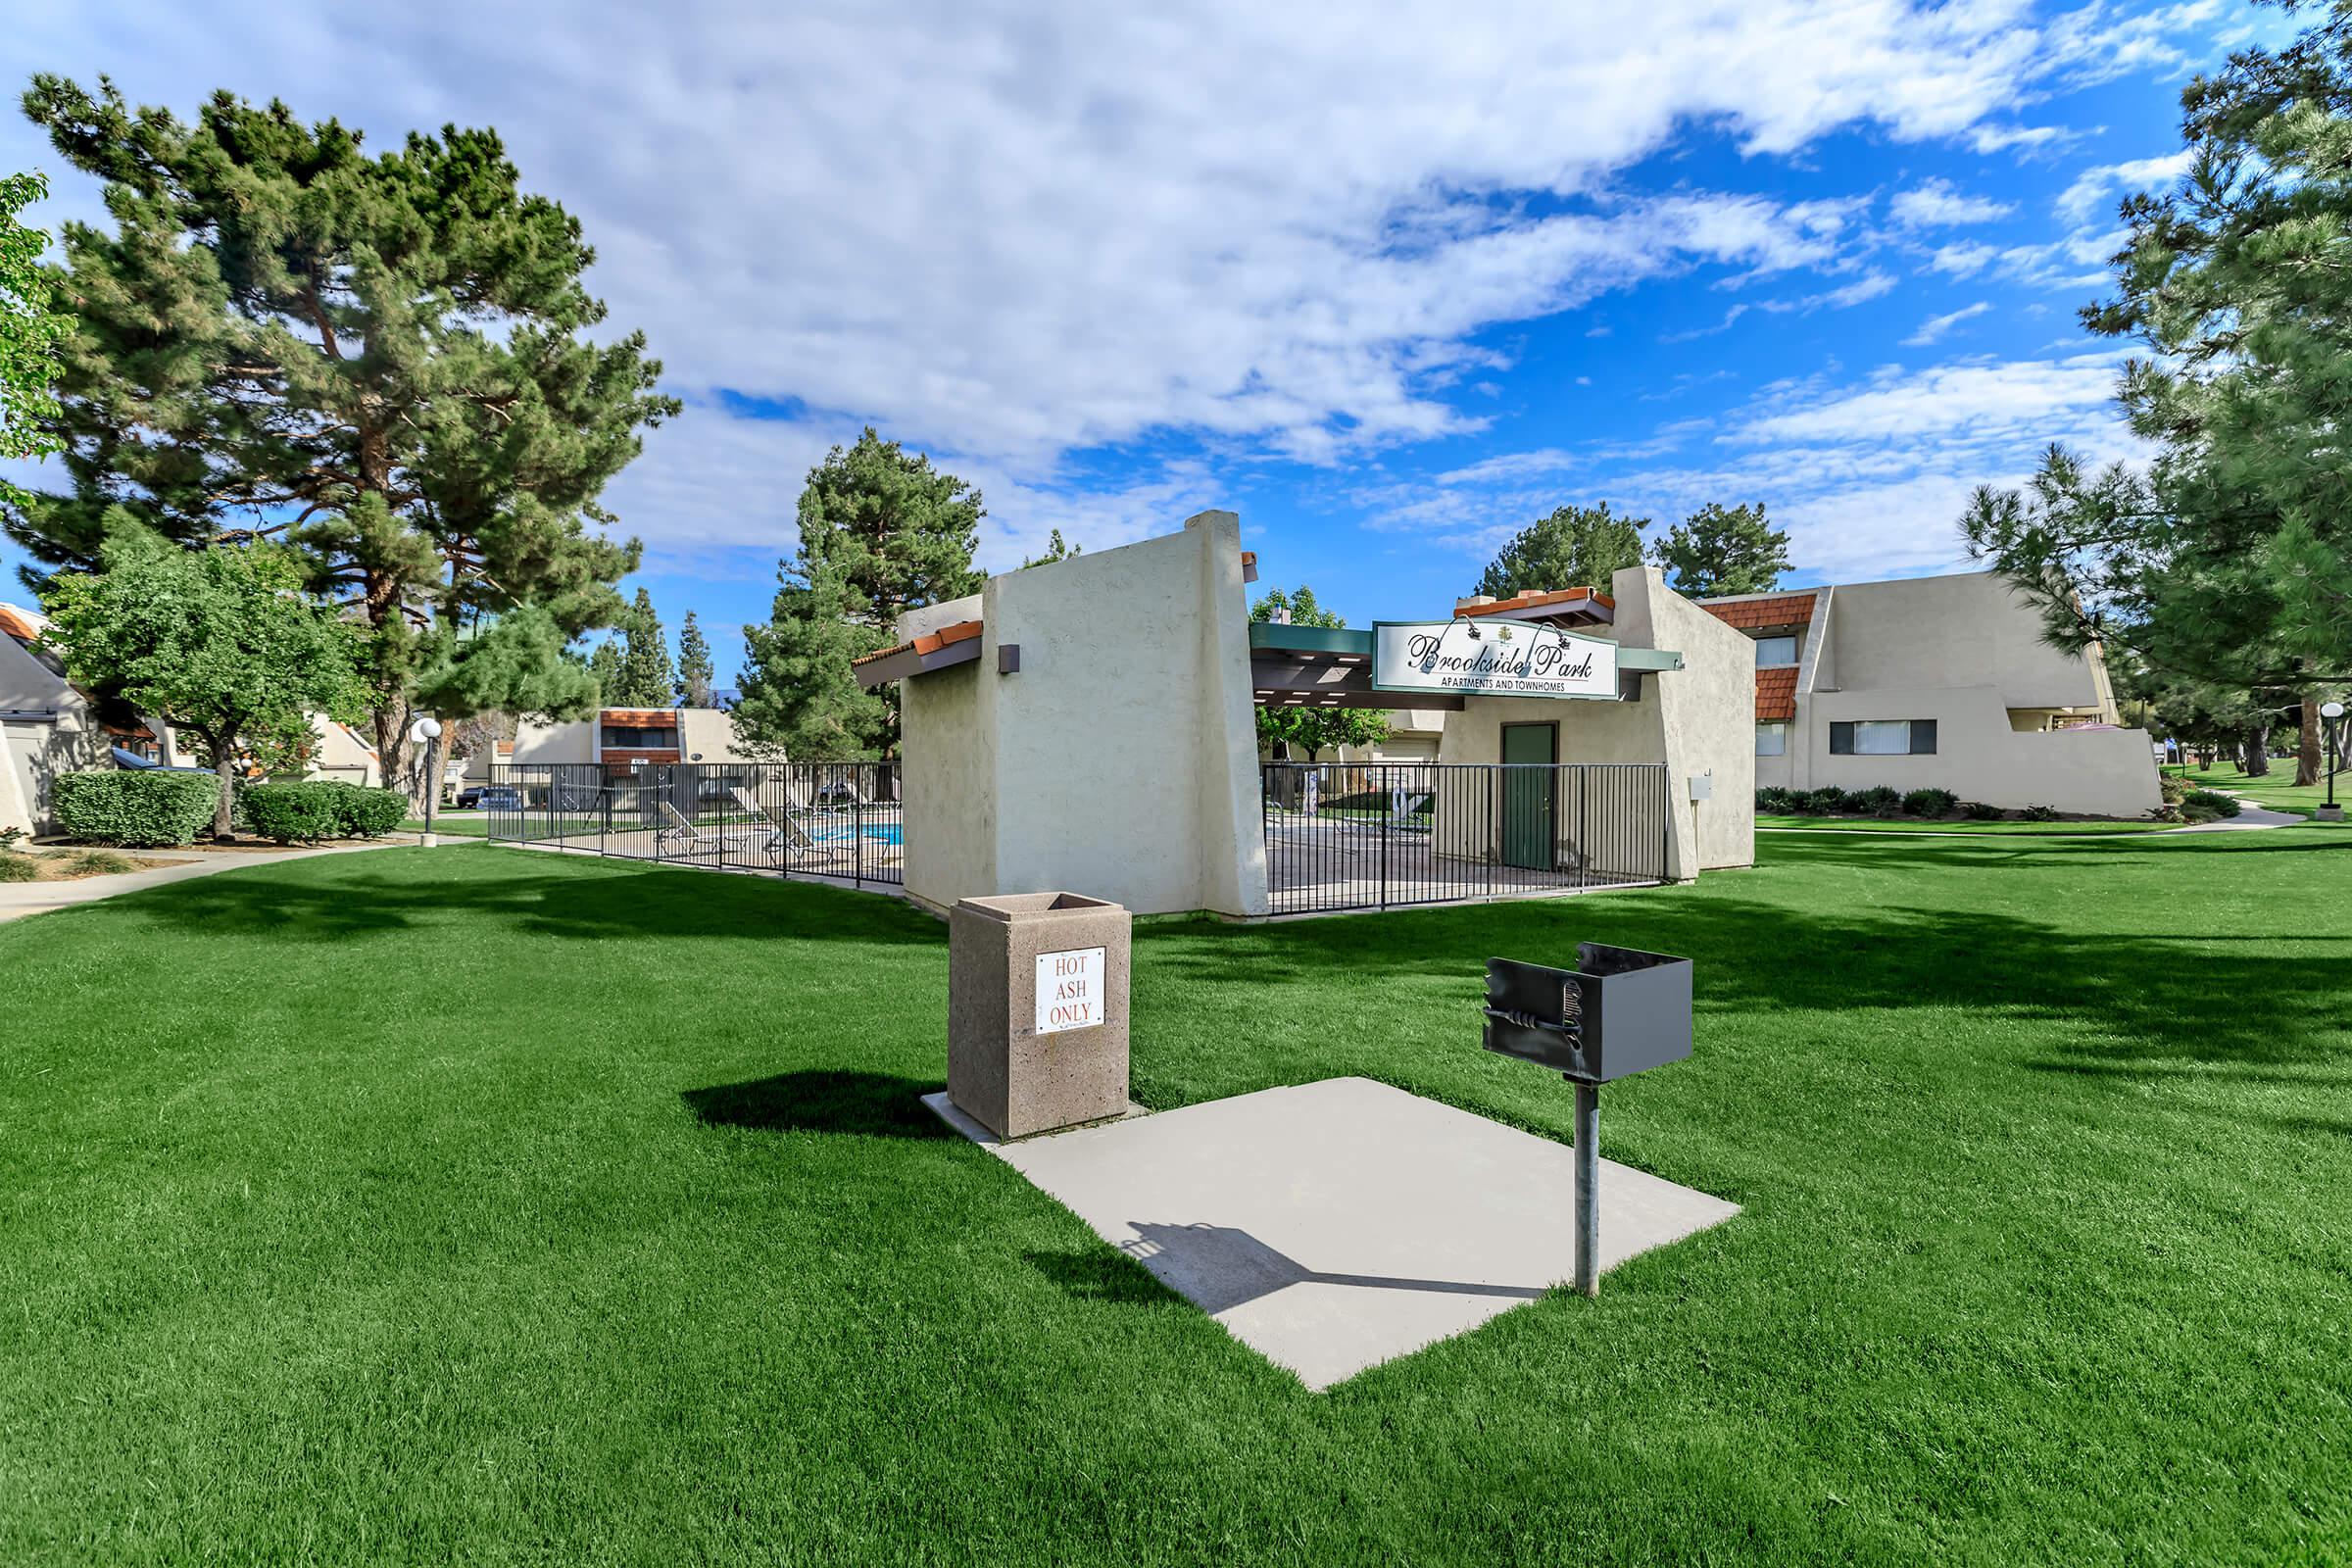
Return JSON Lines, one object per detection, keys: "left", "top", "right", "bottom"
{"left": 487, "top": 760, "right": 904, "bottom": 887}
{"left": 1261, "top": 761, "right": 1669, "bottom": 914}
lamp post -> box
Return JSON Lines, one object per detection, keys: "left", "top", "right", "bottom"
{"left": 2322, "top": 701, "right": 2346, "bottom": 822}
{"left": 409, "top": 716, "right": 444, "bottom": 846}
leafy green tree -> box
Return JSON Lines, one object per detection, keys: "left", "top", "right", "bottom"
{"left": 0, "top": 169, "right": 69, "bottom": 510}
{"left": 1651, "top": 502, "right": 1790, "bottom": 598}
{"left": 1019, "top": 528, "right": 1082, "bottom": 568}
{"left": 1474, "top": 503, "right": 1648, "bottom": 602}
{"left": 6, "top": 77, "right": 678, "bottom": 806}
{"left": 612, "top": 586, "right": 674, "bottom": 707}
{"left": 1962, "top": 9, "right": 2352, "bottom": 785}
{"left": 735, "top": 430, "right": 985, "bottom": 758}
{"left": 587, "top": 637, "right": 624, "bottom": 704}
{"left": 38, "top": 534, "right": 368, "bottom": 836}
{"left": 674, "top": 610, "right": 715, "bottom": 707}
{"left": 1249, "top": 584, "right": 1389, "bottom": 760}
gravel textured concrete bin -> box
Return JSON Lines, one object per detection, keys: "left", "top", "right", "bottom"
{"left": 949, "top": 892, "right": 1132, "bottom": 1139}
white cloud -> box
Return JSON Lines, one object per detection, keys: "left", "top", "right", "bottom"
{"left": 1889, "top": 177, "right": 2016, "bottom": 227}
{"left": 1364, "top": 350, "right": 2140, "bottom": 582}
{"left": 1901, "top": 301, "right": 1994, "bottom": 345}
{"left": 2055, "top": 149, "right": 2196, "bottom": 223}
{"left": 0, "top": 0, "right": 2237, "bottom": 559}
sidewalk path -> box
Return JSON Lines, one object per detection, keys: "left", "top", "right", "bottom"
{"left": 2175, "top": 796, "right": 2304, "bottom": 833}
{"left": 0, "top": 837, "right": 440, "bottom": 924}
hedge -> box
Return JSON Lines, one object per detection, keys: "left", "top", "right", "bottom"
{"left": 53, "top": 770, "right": 221, "bottom": 847}
{"left": 238, "top": 780, "right": 410, "bottom": 843}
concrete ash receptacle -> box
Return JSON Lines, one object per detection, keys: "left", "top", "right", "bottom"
{"left": 949, "top": 892, "right": 1132, "bottom": 1140}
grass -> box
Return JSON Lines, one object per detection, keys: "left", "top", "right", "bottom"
{"left": 2166, "top": 758, "right": 2344, "bottom": 819}
{"left": 398, "top": 814, "right": 489, "bottom": 836}
{"left": 4, "top": 833, "right": 2350, "bottom": 1564}
{"left": 1757, "top": 813, "right": 2168, "bottom": 835}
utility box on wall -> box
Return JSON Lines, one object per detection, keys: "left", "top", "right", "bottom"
{"left": 948, "top": 892, "right": 1132, "bottom": 1139}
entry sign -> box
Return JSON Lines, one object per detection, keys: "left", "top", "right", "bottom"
{"left": 1373, "top": 618, "right": 1619, "bottom": 700}
{"left": 1036, "top": 946, "right": 1107, "bottom": 1034}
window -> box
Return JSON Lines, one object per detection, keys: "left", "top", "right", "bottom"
{"left": 1753, "top": 634, "right": 1798, "bottom": 667}
{"left": 1755, "top": 722, "right": 1787, "bottom": 757}
{"left": 601, "top": 725, "right": 678, "bottom": 750}
{"left": 1829, "top": 719, "right": 1937, "bottom": 756}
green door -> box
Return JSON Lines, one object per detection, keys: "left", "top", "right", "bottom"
{"left": 1500, "top": 723, "right": 1556, "bottom": 870}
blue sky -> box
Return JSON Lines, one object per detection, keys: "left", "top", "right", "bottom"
{"left": 1, "top": 1, "right": 2286, "bottom": 684}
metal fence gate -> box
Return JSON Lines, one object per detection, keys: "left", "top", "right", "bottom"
{"left": 487, "top": 760, "right": 904, "bottom": 887}
{"left": 1261, "top": 760, "right": 1669, "bottom": 915}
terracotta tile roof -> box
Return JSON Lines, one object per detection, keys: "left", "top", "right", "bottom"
{"left": 850, "top": 618, "right": 983, "bottom": 669}
{"left": 600, "top": 708, "right": 677, "bottom": 726}
{"left": 1242, "top": 551, "right": 1256, "bottom": 570}
{"left": 1701, "top": 592, "right": 1816, "bottom": 630}
{"left": 1451, "top": 587, "right": 1614, "bottom": 619}
{"left": 0, "top": 603, "right": 41, "bottom": 645}
{"left": 1755, "top": 666, "right": 1799, "bottom": 721}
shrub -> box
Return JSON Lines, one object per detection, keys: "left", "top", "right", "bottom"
{"left": 2180, "top": 802, "right": 2223, "bottom": 824}
{"left": 238, "top": 781, "right": 344, "bottom": 844}
{"left": 1853, "top": 785, "right": 1903, "bottom": 816}
{"left": 1963, "top": 801, "right": 2005, "bottom": 820}
{"left": 2183, "top": 789, "right": 2240, "bottom": 819}
{"left": 1755, "top": 785, "right": 1794, "bottom": 813}
{"left": 1902, "top": 787, "right": 1959, "bottom": 817}
{"left": 53, "top": 770, "right": 220, "bottom": 847}
{"left": 0, "top": 852, "right": 38, "bottom": 882}
{"left": 319, "top": 782, "right": 408, "bottom": 838}
{"left": 2158, "top": 773, "right": 2190, "bottom": 805}
{"left": 2020, "top": 803, "right": 2061, "bottom": 822}
{"left": 1797, "top": 786, "right": 1849, "bottom": 815}
{"left": 53, "top": 848, "right": 135, "bottom": 876}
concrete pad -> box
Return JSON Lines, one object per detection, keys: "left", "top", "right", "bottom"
{"left": 923, "top": 1076, "right": 1738, "bottom": 1389}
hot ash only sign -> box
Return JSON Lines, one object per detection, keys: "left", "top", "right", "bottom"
{"left": 1372, "top": 619, "right": 1621, "bottom": 700}
{"left": 1035, "top": 946, "right": 1106, "bottom": 1035}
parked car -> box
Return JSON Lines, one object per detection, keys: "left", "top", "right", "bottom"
{"left": 456, "top": 785, "right": 522, "bottom": 811}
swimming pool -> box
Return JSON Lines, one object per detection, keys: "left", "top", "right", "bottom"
{"left": 810, "top": 822, "right": 904, "bottom": 847}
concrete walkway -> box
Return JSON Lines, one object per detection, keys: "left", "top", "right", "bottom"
{"left": 928, "top": 1076, "right": 1739, "bottom": 1390}
{"left": 0, "top": 838, "right": 428, "bottom": 924}
{"left": 2175, "top": 796, "right": 2304, "bottom": 832}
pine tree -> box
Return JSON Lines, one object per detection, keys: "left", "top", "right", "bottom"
{"left": 734, "top": 430, "right": 984, "bottom": 758}
{"left": 732, "top": 557, "right": 893, "bottom": 759}
{"left": 1474, "top": 504, "right": 1648, "bottom": 601}
{"left": 7, "top": 79, "right": 678, "bottom": 805}
{"left": 674, "top": 611, "right": 715, "bottom": 708}
{"left": 1019, "top": 528, "right": 1082, "bottom": 568}
{"left": 587, "top": 638, "right": 624, "bottom": 705}
{"left": 613, "top": 587, "right": 674, "bottom": 707}
{"left": 1651, "top": 503, "right": 1790, "bottom": 598}
{"left": 1962, "top": 11, "right": 2352, "bottom": 784}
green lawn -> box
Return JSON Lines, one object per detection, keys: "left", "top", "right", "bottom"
{"left": 5, "top": 834, "right": 2350, "bottom": 1564}
{"left": 1757, "top": 813, "right": 2169, "bottom": 835}
{"left": 398, "top": 814, "right": 490, "bottom": 836}
{"left": 2166, "top": 758, "right": 2345, "bottom": 818}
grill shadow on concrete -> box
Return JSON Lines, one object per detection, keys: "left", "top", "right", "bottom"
{"left": 924, "top": 1075, "right": 1739, "bottom": 1390}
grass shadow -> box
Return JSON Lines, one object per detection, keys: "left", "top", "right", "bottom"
{"left": 109, "top": 850, "right": 945, "bottom": 948}
{"left": 682, "top": 1069, "right": 952, "bottom": 1139}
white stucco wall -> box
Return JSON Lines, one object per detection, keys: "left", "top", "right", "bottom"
{"left": 898, "top": 513, "right": 1268, "bottom": 918}
{"left": 1815, "top": 572, "right": 2112, "bottom": 712}
{"left": 512, "top": 717, "right": 598, "bottom": 766}
{"left": 1787, "top": 684, "right": 2162, "bottom": 814}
